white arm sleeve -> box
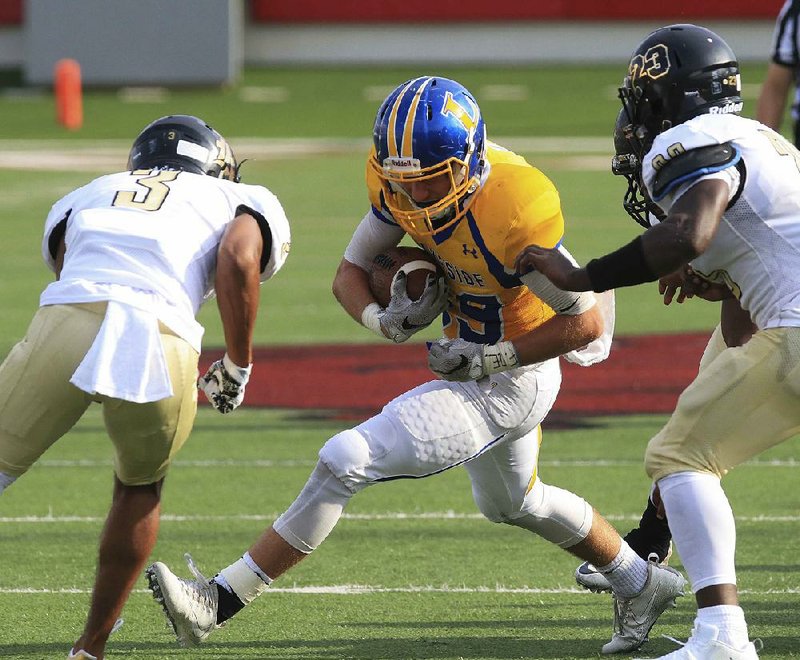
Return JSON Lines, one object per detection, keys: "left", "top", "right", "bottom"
{"left": 521, "top": 269, "right": 597, "bottom": 315}
{"left": 519, "top": 246, "right": 596, "bottom": 315}
{"left": 343, "top": 210, "right": 406, "bottom": 271}
{"left": 520, "top": 244, "right": 615, "bottom": 367}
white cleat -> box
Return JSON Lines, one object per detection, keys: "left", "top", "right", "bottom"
{"left": 634, "top": 621, "right": 762, "bottom": 659}
{"left": 145, "top": 553, "right": 219, "bottom": 646}
{"left": 577, "top": 546, "right": 673, "bottom": 593}
{"left": 602, "top": 561, "right": 687, "bottom": 654}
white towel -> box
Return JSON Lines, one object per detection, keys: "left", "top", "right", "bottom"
{"left": 70, "top": 300, "right": 173, "bottom": 402}
{"left": 563, "top": 290, "right": 615, "bottom": 367}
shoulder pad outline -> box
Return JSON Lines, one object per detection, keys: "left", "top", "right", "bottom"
{"left": 652, "top": 142, "right": 740, "bottom": 202}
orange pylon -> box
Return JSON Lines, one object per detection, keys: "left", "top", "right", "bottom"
{"left": 54, "top": 58, "right": 83, "bottom": 131}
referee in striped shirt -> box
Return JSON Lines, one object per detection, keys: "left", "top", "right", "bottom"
{"left": 758, "top": 0, "right": 800, "bottom": 146}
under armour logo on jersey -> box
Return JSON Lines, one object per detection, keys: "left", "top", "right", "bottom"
{"left": 462, "top": 244, "right": 478, "bottom": 258}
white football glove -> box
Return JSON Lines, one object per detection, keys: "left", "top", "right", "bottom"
{"left": 379, "top": 271, "right": 448, "bottom": 343}
{"left": 198, "top": 353, "right": 252, "bottom": 414}
{"left": 427, "top": 338, "right": 520, "bottom": 382}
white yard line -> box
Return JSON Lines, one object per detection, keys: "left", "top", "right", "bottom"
{"left": 33, "top": 458, "right": 800, "bottom": 468}
{"left": 1, "top": 585, "right": 797, "bottom": 596}
{"left": 2, "top": 512, "right": 798, "bottom": 524}
{"left": 0, "top": 137, "right": 614, "bottom": 171}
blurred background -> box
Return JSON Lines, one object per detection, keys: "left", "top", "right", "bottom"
{"left": 0, "top": 0, "right": 788, "bottom": 354}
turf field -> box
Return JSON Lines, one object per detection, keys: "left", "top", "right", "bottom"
{"left": 0, "top": 65, "right": 798, "bottom": 658}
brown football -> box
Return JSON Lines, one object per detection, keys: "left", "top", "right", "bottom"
{"left": 368, "top": 246, "right": 441, "bottom": 308}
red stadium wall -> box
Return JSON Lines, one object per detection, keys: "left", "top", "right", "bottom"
{"left": 1, "top": 1, "right": 783, "bottom": 25}
{"left": 0, "top": 0, "right": 22, "bottom": 24}
{"left": 250, "top": 0, "right": 784, "bottom": 22}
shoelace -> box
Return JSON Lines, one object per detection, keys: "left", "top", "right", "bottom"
{"left": 612, "top": 596, "right": 634, "bottom": 635}
{"left": 183, "top": 553, "right": 218, "bottom": 628}
{"left": 185, "top": 553, "right": 209, "bottom": 585}
{"left": 659, "top": 632, "right": 765, "bottom": 655}
{"left": 660, "top": 632, "right": 686, "bottom": 647}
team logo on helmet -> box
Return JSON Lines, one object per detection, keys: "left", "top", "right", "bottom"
{"left": 629, "top": 44, "right": 670, "bottom": 81}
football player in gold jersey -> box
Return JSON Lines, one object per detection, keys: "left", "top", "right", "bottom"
{"left": 146, "top": 77, "right": 685, "bottom": 655}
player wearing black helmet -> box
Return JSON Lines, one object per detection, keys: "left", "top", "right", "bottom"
{"left": 517, "top": 24, "right": 796, "bottom": 658}
{"left": 128, "top": 114, "right": 240, "bottom": 181}
{"left": 0, "top": 114, "right": 291, "bottom": 659}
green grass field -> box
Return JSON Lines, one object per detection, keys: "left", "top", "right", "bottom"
{"left": 0, "top": 65, "right": 798, "bottom": 658}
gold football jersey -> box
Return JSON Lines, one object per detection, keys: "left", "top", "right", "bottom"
{"left": 367, "top": 141, "right": 564, "bottom": 343}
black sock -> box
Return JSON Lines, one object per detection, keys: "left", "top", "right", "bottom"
{"left": 622, "top": 498, "right": 672, "bottom": 562}
{"left": 213, "top": 578, "right": 245, "bottom": 625}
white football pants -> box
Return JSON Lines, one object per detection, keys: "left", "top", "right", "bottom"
{"left": 274, "top": 358, "right": 592, "bottom": 551}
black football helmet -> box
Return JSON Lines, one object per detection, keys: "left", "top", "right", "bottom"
{"left": 619, "top": 24, "right": 742, "bottom": 154}
{"left": 127, "top": 114, "right": 239, "bottom": 181}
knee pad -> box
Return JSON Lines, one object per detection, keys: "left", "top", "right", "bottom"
{"left": 504, "top": 479, "right": 593, "bottom": 548}
{"left": 318, "top": 428, "right": 372, "bottom": 493}
{"left": 273, "top": 461, "right": 354, "bottom": 553}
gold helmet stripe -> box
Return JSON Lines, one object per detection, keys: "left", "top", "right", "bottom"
{"left": 387, "top": 77, "right": 430, "bottom": 159}
{"left": 401, "top": 77, "right": 432, "bottom": 158}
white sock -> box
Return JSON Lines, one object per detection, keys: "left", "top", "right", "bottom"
{"left": 697, "top": 605, "right": 750, "bottom": 648}
{"left": 596, "top": 540, "right": 648, "bottom": 597}
{"left": 218, "top": 552, "right": 272, "bottom": 605}
{"left": 658, "top": 471, "right": 737, "bottom": 592}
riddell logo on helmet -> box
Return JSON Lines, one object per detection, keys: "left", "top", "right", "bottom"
{"left": 708, "top": 101, "right": 743, "bottom": 115}
{"left": 384, "top": 157, "right": 421, "bottom": 172}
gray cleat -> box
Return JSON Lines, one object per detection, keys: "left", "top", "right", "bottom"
{"left": 602, "top": 561, "right": 687, "bottom": 654}
{"left": 145, "top": 553, "right": 219, "bottom": 647}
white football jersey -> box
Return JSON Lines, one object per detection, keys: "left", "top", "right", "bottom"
{"left": 642, "top": 114, "right": 800, "bottom": 331}
{"left": 40, "top": 169, "right": 291, "bottom": 349}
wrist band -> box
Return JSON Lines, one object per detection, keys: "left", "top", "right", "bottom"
{"left": 361, "top": 302, "right": 385, "bottom": 337}
{"left": 482, "top": 341, "right": 520, "bottom": 374}
{"left": 585, "top": 235, "right": 657, "bottom": 293}
{"left": 223, "top": 352, "right": 252, "bottom": 384}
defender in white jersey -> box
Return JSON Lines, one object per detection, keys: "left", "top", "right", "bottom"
{"left": 0, "top": 115, "right": 290, "bottom": 660}
{"left": 516, "top": 25, "right": 798, "bottom": 659}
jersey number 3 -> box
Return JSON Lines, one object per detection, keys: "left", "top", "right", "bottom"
{"left": 112, "top": 169, "right": 179, "bottom": 211}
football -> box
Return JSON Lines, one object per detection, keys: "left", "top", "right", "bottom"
{"left": 368, "top": 246, "right": 441, "bottom": 308}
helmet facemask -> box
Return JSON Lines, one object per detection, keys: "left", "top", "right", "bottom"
{"left": 370, "top": 149, "right": 482, "bottom": 236}
{"left": 612, "top": 109, "right": 662, "bottom": 228}
{"left": 213, "top": 137, "right": 240, "bottom": 182}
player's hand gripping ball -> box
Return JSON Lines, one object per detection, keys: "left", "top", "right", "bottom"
{"left": 368, "top": 246, "right": 448, "bottom": 343}
{"left": 368, "top": 246, "right": 441, "bottom": 307}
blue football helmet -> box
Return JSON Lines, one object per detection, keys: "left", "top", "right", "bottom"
{"left": 128, "top": 114, "right": 240, "bottom": 182}
{"left": 370, "top": 76, "right": 487, "bottom": 236}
